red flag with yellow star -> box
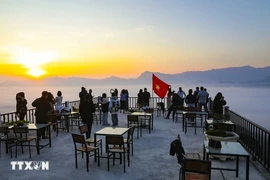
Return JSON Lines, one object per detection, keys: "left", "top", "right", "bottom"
{"left": 152, "top": 74, "right": 170, "bottom": 99}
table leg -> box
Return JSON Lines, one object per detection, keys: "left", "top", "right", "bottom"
{"left": 151, "top": 115, "right": 153, "bottom": 130}
{"left": 246, "top": 156, "right": 250, "bottom": 180}
{"left": 48, "top": 125, "right": 51, "bottom": 147}
{"left": 67, "top": 116, "right": 70, "bottom": 133}
{"left": 236, "top": 156, "right": 239, "bottom": 177}
{"left": 137, "top": 120, "right": 139, "bottom": 139}
{"left": 195, "top": 119, "right": 197, "bottom": 135}
{"left": 140, "top": 119, "right": 142, "bottom": 137}
{"left": 149, "top": 118, "right": 151, "bottom": 134}
{"left": 182, "top": 115, "right": 185, "bottom": 131}
{"left": 94, "top": 133, "right": 97, "bottom": 162}
{"left": 99, "top": 109, "right": 102, "bottom": 124}
{"left": 203, "top": 144, "right": 205, "bottom": 160}
{"left": 36, "top": 129, "right": 40, "bottom": 155}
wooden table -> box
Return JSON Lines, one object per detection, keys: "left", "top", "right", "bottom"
{"left": 48, "top": 111, "right": 79, "bottom": 132}
{"left": 180, "top": 111, "right": 208, "bottom": 131}
{"left": 94, "top": 127, "right": 129, "bottom": 157}
{"left": 8, "top": 123, "right": 51, "bottom": 154}
{"left": 131, "top": 112, "right": 153, "bottom": 134}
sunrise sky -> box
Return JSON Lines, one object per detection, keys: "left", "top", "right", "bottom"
{"left": 0, "top": 0, "right": 270, "bottom": 79}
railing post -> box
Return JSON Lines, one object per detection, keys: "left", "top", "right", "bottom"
{"left": 208, "top": 97, "right": 212, "bottom": 112}
{"left": 223, "top": 106, "right": 230, "bottom": 120}
{"left": 0, "top": 113, "right": 2, "bottom": 126}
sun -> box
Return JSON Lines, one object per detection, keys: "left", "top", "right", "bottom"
{"left": 12, "top": 47, "right": 57, "bottom": 78}
{"left": 27, "top": 67, "right": 45, "bottom": 78}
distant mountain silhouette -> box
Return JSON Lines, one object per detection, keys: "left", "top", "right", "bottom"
{"left": 136, "top": 66, "right": 270, "bottom": 85}
{"left": 0, "top": 66, "right": 270, "bottom": 86}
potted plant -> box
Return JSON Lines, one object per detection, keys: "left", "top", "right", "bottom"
{"left": 5, "top": 120, "right": 29, "bottom": 127}
{"left": 205, "top": 129, "right": 239, "bottom": 142}
{"left": 212, "top": 113, "right": 223, "bottom": 120}
{"left": 205, "top": 121, "right": 239, "bottom": 160}
{"left": 205, "top": 122, "right": 239, "bottom": 141}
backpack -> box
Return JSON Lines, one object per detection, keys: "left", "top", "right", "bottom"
{"left": 111, "top": 101, "right": 119, "bottom": 113}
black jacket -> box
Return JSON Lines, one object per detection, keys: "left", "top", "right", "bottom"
{"left": 170, "top": 139, "right": 185, "bottom": 164}
{"left": 16, "top": 99, "right": 27, "bottom": 114}
{"left": 185, "top": 94, "right": 196, "bottom": 104}
{"left": 79, "top": 90, "right": 87, "bottom": 103}
{"left": 32, "top": 97, "right": 51, "bottom": 117}
{"left": 142, "top": 91, "right": 150, "bottom": 105}
{"left": 79, "top": 100, "right": 95, "bottom": 124}
{"left": 137, "top": 92, "right": 143, "bottom": 104}
{"left": 213, "top": 100, "right": 227, "bottom": 114}
{"left": 101, "top": 102, "right": 109, "bottom": 112}
{"left": 172, "top": 94, "right": 181, "bottom": 106}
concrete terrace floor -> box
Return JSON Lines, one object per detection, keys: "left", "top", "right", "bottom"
{"left": 0, "top": 112, "right": 270, "bottom": 180}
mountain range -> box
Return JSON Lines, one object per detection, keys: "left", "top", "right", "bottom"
{"left": 0, "top": 66, "right": 270, "bottom": 87}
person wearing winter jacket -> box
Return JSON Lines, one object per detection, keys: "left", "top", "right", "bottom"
{"left": 213, "top": 92, "right": 227, "bottom": 114}
{"left": 109, "top": 92, "right": 120, "bottom": 126}
{"left": 101, "top": 93, "right": 110, "bottom": 126}
{"left": 79, "top": 94, "right": 95, "bottom": 138}
{"left": 16, "top": 92, "right": 27, "bottom": 120}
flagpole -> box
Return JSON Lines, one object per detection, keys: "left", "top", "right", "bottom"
{"left": 152, "top": 89, "right": 154, "bottom": 109}
{"left": 152, "top": 74, "right": 154, "bottom": 109}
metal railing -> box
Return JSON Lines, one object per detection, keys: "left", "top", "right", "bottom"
{"left": 0, "top": 100, "right": 80, "bottom": 124}
{"left": 0, "top": 97, "right": 167, "bottom": 123}
{"left": 229, "top": 110, "right": 270, "bottom": 172}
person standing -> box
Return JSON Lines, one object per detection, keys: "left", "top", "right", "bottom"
{"left": 114, "top": 88, "right": 118, "bottom": 97}
{"left": 55, "top": 91, "right": 63, "bottom": 112}
{"left": 101, "top": 93, "right": 110, "bottom": 126}
{"left": 137, "top": 89, "right": 143, "bottom": 108}
{"left": 32, "top": 91, "right": 51, "bottom": 124}
{"left": 185, "top": 89, "right": 196, "bottom": 108}
{"left": 79, "top": 94, "right": 95, "bottom": 138}
{"left": 109, "top": 92, "right": 120, "bottom": 126}
{"left": 197, "top": 86, "right": 208, "bottom": 113}
{"left": 167, "top": 87, "right": 173, "bottom": 109}
{"left": 120, "top": 89, "right": 127, "bottom": 113}
{"left": 185, "top": 89, "right": 196, "bottom": 121}
{"left": 213, "top": 92, "right": 227, "bottom": 114}
{"left": 165, "top": 91, "right": 181, "bottom": 120}
{"left": 16, "top": 92, "right": 27, "bottom": 120}
{"left": 47, "top": 92, "right": 55, "bottom": 111}
{"left": 125, "top": 89, "right": 129, "bottom": 111}
{"left": 88, "top": 89, "right": 93, "bottom": 100}
{"left": 79, "top": 87, "right": 87, "bottom": 104}
{"left": 204, "top": 88, "right": 209, "bottom": 103}
{"left": 194, "top": 87, "right": 200, "bottom": 107}
{"left": 177, "top": 87, "right": 186, "bottom": 106}
{"left": 32, "top": 91, "right": 51, "bottom": 138}
{"left": 142, "top": 88, "right": 151, "bottom": 107}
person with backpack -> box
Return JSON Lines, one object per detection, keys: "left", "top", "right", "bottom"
{"left": 109, "top": 92, "right": 120, "bottom": 126}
